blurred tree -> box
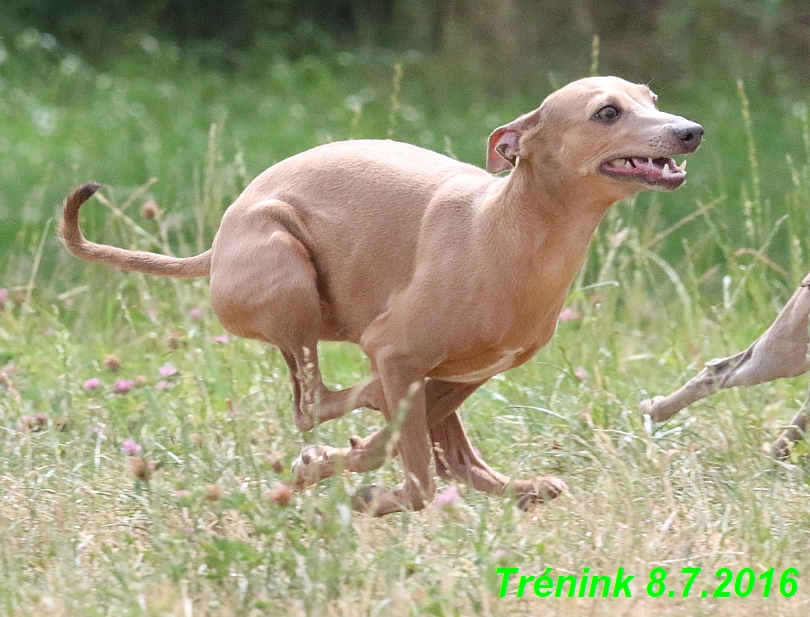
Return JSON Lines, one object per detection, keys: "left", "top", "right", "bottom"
{"left": 0, "top": 0, "right": 808, "bottom": 85}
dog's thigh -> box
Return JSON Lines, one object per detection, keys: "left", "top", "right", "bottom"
{"left": 210, "top": 205, "right": 323, "bottom": 349}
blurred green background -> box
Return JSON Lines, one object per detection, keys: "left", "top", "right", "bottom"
{"left": 2, "top": 0, "right": 810, "bottom": 291}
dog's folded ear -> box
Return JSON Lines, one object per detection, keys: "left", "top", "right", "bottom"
{"left": 486, "top": 109, "right": 543, "bottom": 174}
{"left": 487, "top": 127, "right": 520, "bottom": 174}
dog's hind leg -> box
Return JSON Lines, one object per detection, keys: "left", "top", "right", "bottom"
{"left": 281, "top": 350, "right": 384, "bottom": 431}
{"left": 639, "top": 284, "right": 810, "bottom": 423}
{"left": 291, "top": 378, "right": 476, "bottom": 489}
{"left": 292, "top": 378, "right": 566, "bottom": 509}
{"left": 211, "top": 201, "right": 384, "bottom": 432}
{"left": 293, "top": 379, "right": 470, "bottom": 488}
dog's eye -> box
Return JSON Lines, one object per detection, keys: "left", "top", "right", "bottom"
{"left": 593, "top": 105, "right": 621, "bottom": 122}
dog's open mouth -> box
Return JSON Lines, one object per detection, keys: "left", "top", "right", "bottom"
{"left": 599, "top": 156, "right": 687, "bottom": 189}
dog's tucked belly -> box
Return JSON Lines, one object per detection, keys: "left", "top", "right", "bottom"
{"left": 432, "top": 349, "right": 524, "bottom": 384}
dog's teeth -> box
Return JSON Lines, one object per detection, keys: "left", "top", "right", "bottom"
{"left": 608, "top": 158, "right": 634, "bottom": 170}
{"left": 677, "top": 160, "right": 687, "bottom": 172}
{"left": 609, "top": 158, "right": 632, "bottom": 169}
{"left": 662, "top": 163, "right": 672, "bottom": 177}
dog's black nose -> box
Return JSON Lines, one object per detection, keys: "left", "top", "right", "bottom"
{"left": 673, "top": 122, "right": 704, "bottom": 150}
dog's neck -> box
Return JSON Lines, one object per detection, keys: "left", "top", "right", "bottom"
{"left": 484, "top": 162, "right": 618, "bottom": 252}
{"left": 477, "top": 163, "right": 626, "bottom": 312}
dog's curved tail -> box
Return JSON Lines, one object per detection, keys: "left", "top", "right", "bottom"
{"left": 60, "top": 183, "right": 212, "bottom": 278}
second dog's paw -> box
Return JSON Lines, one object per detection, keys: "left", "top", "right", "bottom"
{"left": 638, "top": 396, "right": 674, "bottom": 422}
{"left": 637, "top": 397, "right": 655, "bottom": 416}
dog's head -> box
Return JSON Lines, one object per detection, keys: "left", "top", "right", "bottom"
{"left": 487, "top": 76, "right": 703, "bottom": 200}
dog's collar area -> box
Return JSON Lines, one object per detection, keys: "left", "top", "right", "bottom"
{"left": 599, "top": 156, "right": 687, "bottom": 189}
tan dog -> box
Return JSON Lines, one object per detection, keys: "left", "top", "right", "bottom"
{"left": 62, "top": 76, "right": 703, "bottom": 515}
{"left": 639, "top": 274, "right": 810, "bottom": 459}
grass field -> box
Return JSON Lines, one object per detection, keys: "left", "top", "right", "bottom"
{"left": 3, "top": 28, "right": 810, "bottom": 616}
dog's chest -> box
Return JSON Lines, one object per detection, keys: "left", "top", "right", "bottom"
{"left": 436, "top": 349, "right": 525, "bottom": 384}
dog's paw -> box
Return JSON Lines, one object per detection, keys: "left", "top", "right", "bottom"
{"left": 637, "top": 397, "right": 654, "bottom": 416}
{"left": 291, "top": 444, "right": 344, "bottom": 489}
{"left": 638, "top": 396, "right": 671, "bottom": 422}
{"left": 770, "top": 435, "right": 796, "bottom": 461}
{"left": 351, "top": 484, "right": 422, "bottom": 516}
{"left": 350, "top": 484, "right": 385, "bottom": 512}
{"left": 515, "top": 475, "right": 567, "bottom": 511}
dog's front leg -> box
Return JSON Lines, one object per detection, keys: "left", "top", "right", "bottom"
{"left": 638, "top": 349, "right": 753, "bottom": 422}
{"left": 640, "top": 284, "right": 810, "bottom": 423}
{"left": 431, "top": 410, "right": 566, "bottom": 509}
{"left": 351, "top": 353, "right": 434, "bottom": 515}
